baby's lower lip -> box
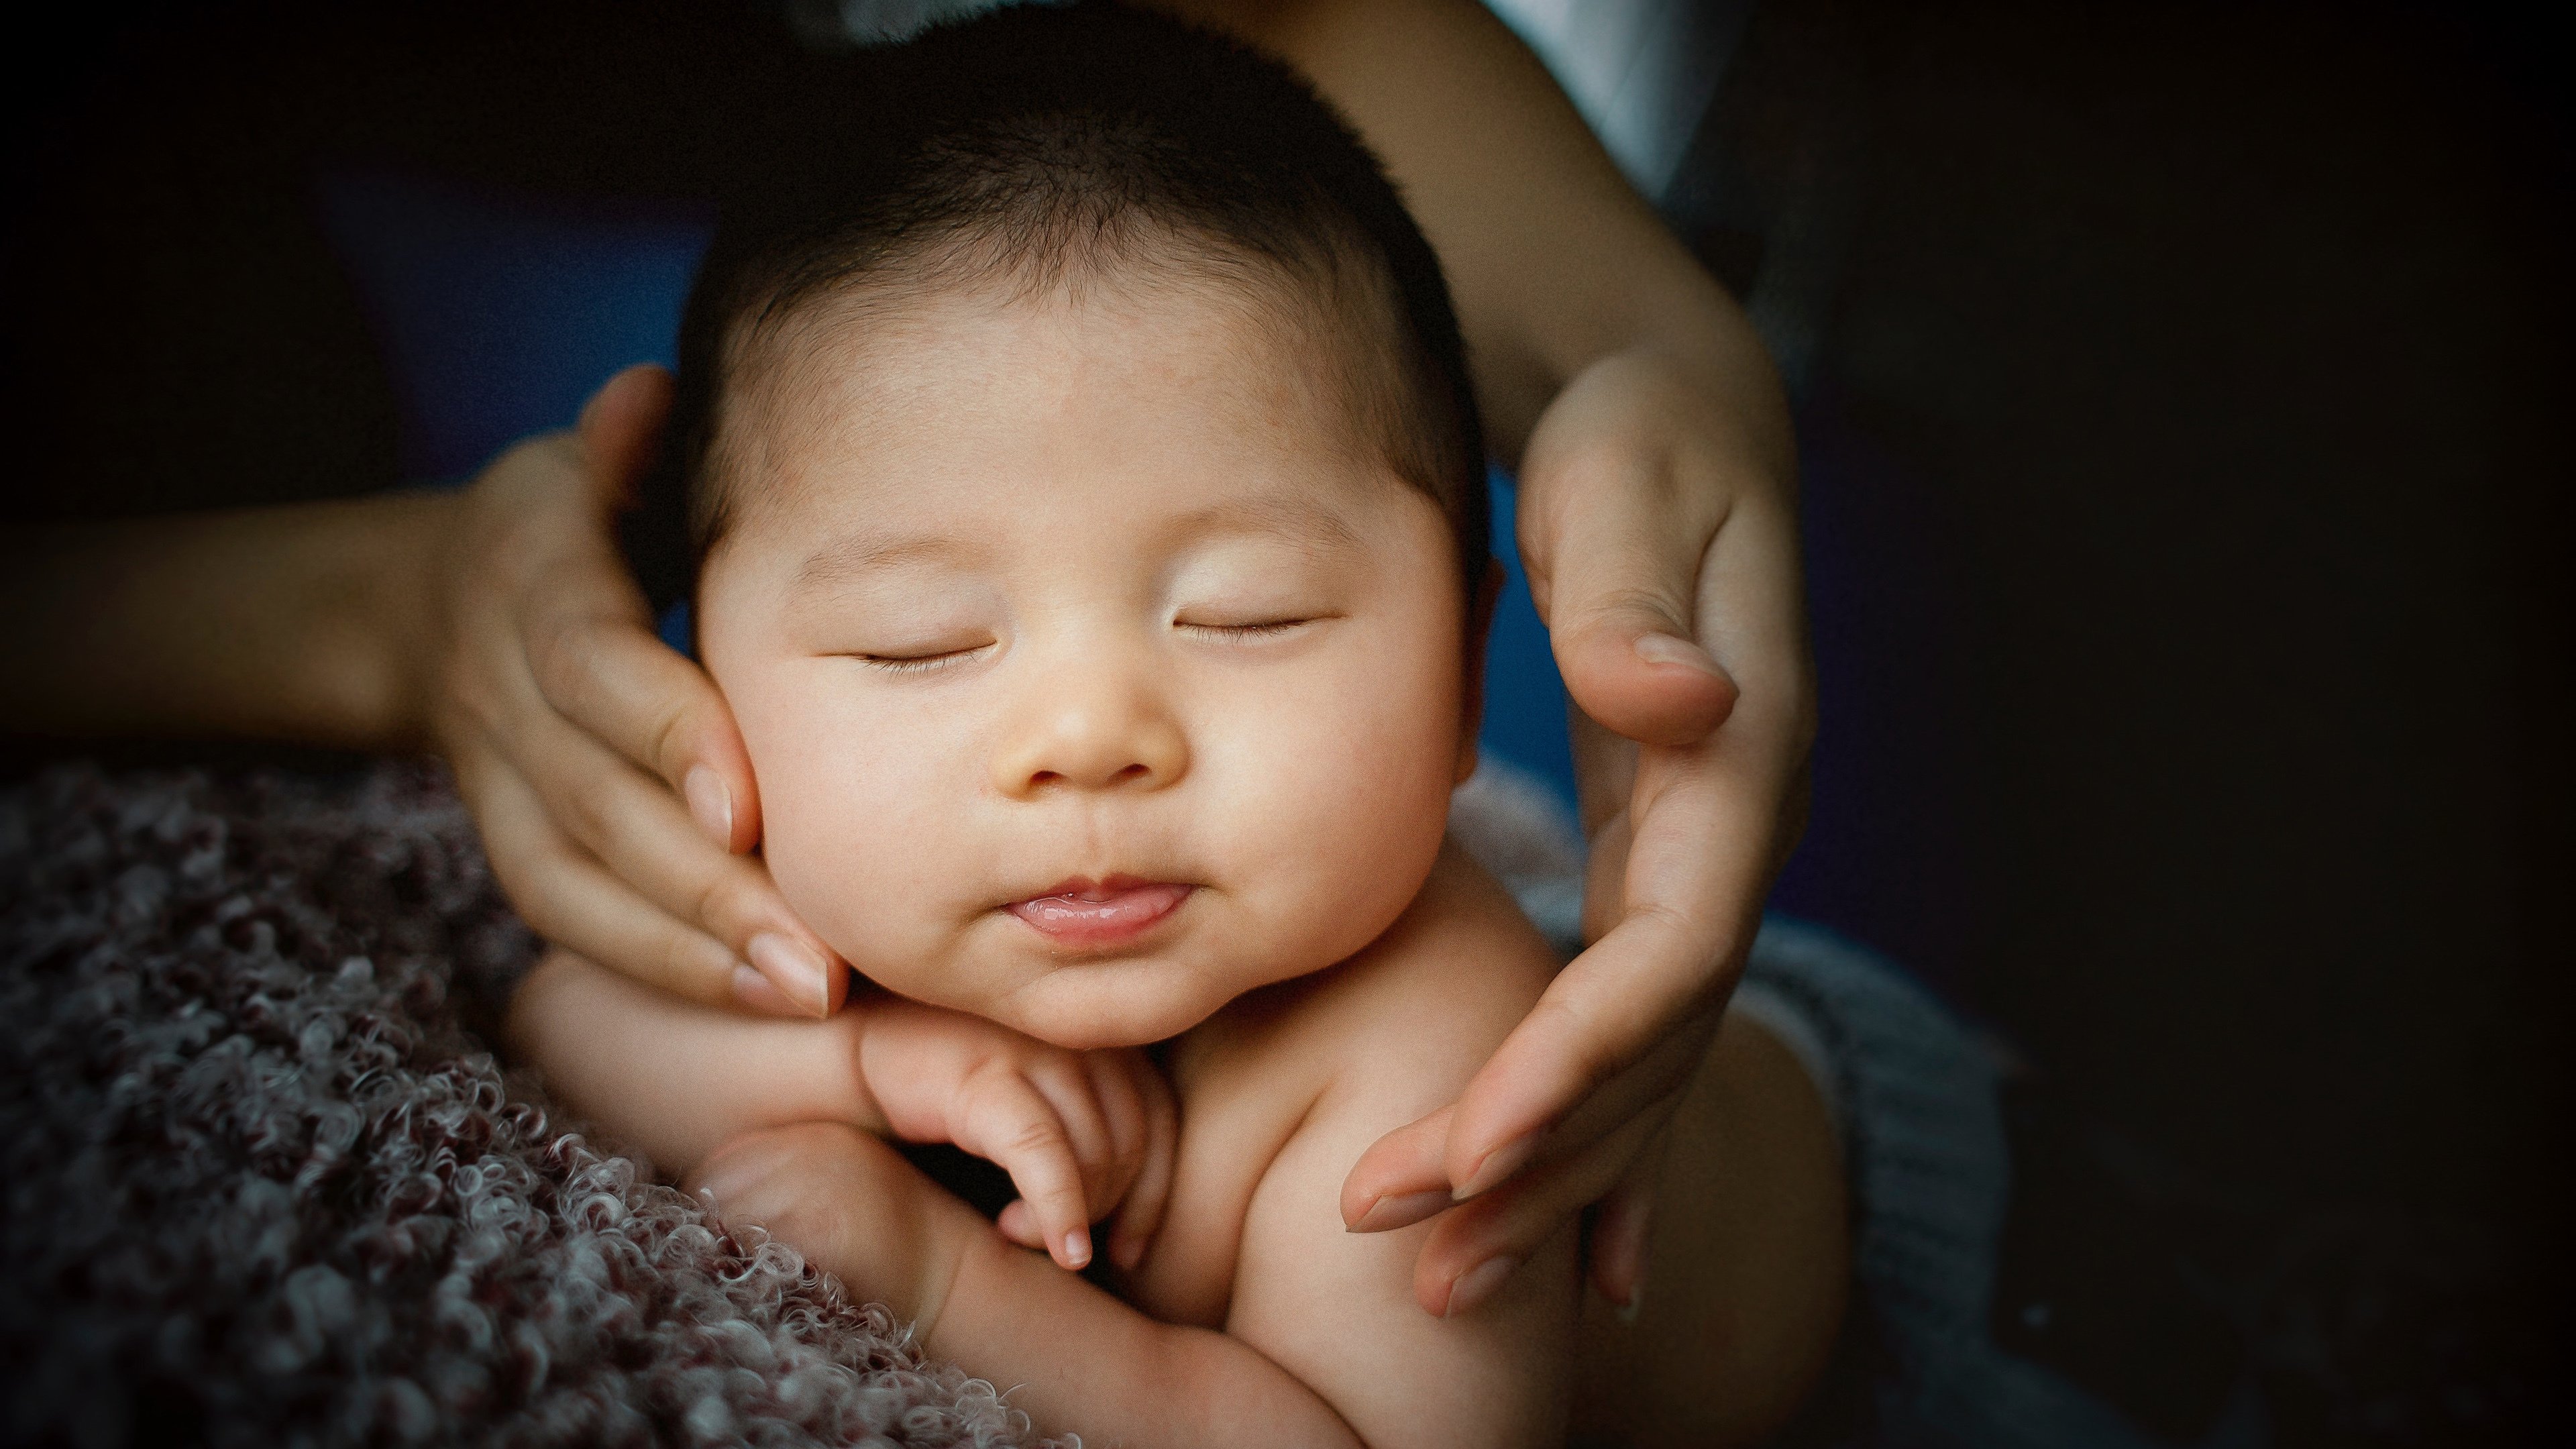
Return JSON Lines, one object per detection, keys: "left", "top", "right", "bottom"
{"left": 1006, "top": 878, "right": 1194, "bottom": 948}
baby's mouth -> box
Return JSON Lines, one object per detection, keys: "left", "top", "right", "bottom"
{"left": 1006, "top": 875, "right": 1195, "bottom": 949}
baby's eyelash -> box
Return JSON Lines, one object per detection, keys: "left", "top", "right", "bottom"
{"left": 1177, "top": 619, "right": 1319, "bottom": 639}
{"left": 854, "top": 645, "right": 989, "bottom": 674}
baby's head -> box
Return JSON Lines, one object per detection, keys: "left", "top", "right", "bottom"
{"left": 632, "top": 2, "right": 1492, "bottom": 1049}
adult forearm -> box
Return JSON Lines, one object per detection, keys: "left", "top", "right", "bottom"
{"left": 920, "top": 1226, "right": 1364, "bottom": 1449}
{"left": 1177, "top": 0, "right": 1791, "bottom": 472}
{"left": 0, "top": 492, "right": 450, "bottom": 753}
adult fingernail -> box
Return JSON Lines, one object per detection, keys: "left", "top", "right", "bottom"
{"left": 1634, "top": 631, "right": 1725, "bottom": 678}
{"left": 1615, "top": 1279, "right": 1648, "bottom": 1326}
{"left": 1442, "top": 1256, "right": 1520, "bottom": 1318}
{"left": 1454, "top": 1131, "right": 1542, "bottom": 1201}
{"left": 748, "top": 933, "right": 832, "bottom": 1017}
{"left": 1347, "top": 1189, "right": 1453, "bottom": 1234}
{"left": 684, "top": 765, "right": 735, "bottom": 847}
{"left": 731, "top": 963, "right": 800, "bottom": 1016}
{"left": 1063, "top": 1229, "right": 1092, "bottom": 1270}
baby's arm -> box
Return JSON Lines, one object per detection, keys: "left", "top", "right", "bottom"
{"left": 697, "top": 849, "right": 1573, "bottom": 1448}
{"left": 506, "top": 950, "right": 1174, "bottom": 1270}
{"left": 697, "top": 1124, "right": 1382, "bottom": 1447}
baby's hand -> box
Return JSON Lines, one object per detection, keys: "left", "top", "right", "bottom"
{"left": 854, "top": 997, "right": 1176, "bottom": 1274}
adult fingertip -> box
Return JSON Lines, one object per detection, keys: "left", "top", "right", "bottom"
{"left": 1061, "top": 1228, "right": 1092, "bottom": 1271}
{"left": 748, "top": 932, "right": 835, "bottom": 1018}
{"left": 1562, "top": 621, "right": 1737, "bottom": 747}
{"left": 1633, "top": 631, "right": 1729, "bottom": 687}
{"left": 1346, "top": 1189, "right": 1453, "bottom": 1234}
{"left": 1440, "top": 1256, "right": 1521, "bottom": 1318}
{"left": 731, "top": 963, "right": 803, "bottom": 1017}
{"left": 1453, "top": 1130, "right": 1544, "bottom": 1202}
{"left": 683, "top": 765, "right": 736, "bottom": 849}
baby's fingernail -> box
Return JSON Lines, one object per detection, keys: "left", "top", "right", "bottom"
{"left": 684, "top": 765, "right": 735, "bottom": 847}
{"left": 1442, "top": 1256, "right": 1519, "bottom": 1318}
{"left": 1455, "top": 1131, "right": 1542, "bottom": 1201}
{"left": 748, "top": 933, "right": 833, "bottom": 1017}
{"left": 1062, "top": 1230, "right": 1092, "bottom": 1270}
{"left": 1633, "top": 631, "right": 1724, "bottom": 678}
{"left": 1347, "top": 1189, "right": 1452, "bottom": 1234}
{"left": 1113, "top": 1232, "right": 1146, "bottom": 1271}
{"left": 731, "top": 963, "right": 801, "bottom": 1016}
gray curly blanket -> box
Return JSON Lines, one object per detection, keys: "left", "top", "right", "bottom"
{"left": 0, "top": 763, "right": 1057, "bottom": 1448}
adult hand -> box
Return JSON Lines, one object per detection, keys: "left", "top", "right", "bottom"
{"left": 427, "top": 364, "right": 846, "bottom": 1016}
{"left": 1340, "top": 350, "right": 1813, "bottom": 1318}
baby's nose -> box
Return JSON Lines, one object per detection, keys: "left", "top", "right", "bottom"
{"left": 991, "top": 679, "right": 1189, "bottom": 798}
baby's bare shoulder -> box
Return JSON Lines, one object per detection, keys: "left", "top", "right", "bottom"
{"left": 1201, "top": 841, "right": 1556, "bottom": 1121}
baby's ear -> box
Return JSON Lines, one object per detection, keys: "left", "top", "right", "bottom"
{"left": 1456, "top": 559, "right": 1507, "bottom": 785}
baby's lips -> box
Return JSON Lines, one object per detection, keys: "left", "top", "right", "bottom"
{"left": 1004, "top": 879, "right": 1194, "bottom": 948}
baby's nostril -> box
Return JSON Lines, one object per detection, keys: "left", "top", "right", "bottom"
{"left": 1030, "top": 770, "right": 1065, "bottom": 787}
{"left": 1114, "top": 763, "right": 1149, "bottom": 783}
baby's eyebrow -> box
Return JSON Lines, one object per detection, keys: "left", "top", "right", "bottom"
{"left": 1166, "top": 496, "right": 1368, "bottom": 556}
{"left": 797, "top": 533, "right": 981, "bottom": 588}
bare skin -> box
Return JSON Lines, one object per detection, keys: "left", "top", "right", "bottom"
{"left": 528, "top": 843, "right": 1847, "bottom": 1447}
{"left": 0, "top": 0, "right": 1810, "bottom": 1326}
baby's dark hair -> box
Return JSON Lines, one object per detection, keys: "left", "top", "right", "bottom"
{"left": 625, "top": 0, "right": 1488, "bottom": 614}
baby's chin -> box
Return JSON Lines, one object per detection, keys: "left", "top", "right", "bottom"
{"left": 981, "top": 954, "right": 1265, "bottom": 1050}
{"left": 853, "top": 945, "right": 1281, "bottom": 1051}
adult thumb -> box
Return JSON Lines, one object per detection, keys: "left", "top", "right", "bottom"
{"left": 1530, "top": 499, "right": 1737, "bottom": 749}
{"left": 577, "top": 364, "right": 678, "bottom": 511}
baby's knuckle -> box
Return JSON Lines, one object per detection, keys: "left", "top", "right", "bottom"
{"left": 1002, "top": 1116, "right": 1068, "bottom": 1159}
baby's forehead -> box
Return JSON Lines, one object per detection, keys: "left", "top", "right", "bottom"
{"left": 716, "top": 259, "right": 1403, "bottom": 498}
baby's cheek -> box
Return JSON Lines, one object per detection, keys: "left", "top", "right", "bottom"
{"left": 736, "top": 688, "right": 961, "bottom": 976}
{"left": 1217, "top": 645, "right": 1458, "bottom": 955}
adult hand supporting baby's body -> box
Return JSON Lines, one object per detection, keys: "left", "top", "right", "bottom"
{"left": 428, "top": 366, "right": 846, "bottom": 1018}
{"left": 1340, "top": 348, "right": 1813, "bottom": 1320}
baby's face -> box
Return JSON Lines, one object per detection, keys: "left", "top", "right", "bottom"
{"left": 698, "top": 278, "right": 1473, "bottom": 1049}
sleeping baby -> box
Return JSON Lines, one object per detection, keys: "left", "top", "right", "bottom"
{"left": 506, "top": 5, "right": 1848, "bottom": 1444}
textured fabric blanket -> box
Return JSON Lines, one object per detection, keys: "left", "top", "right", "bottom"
{"left": 0, "top": 762, "right": 1056, "bottom": 1448}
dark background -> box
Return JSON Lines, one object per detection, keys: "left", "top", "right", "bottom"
{"left": 4, "top": 1, "right": 2567, "bottom": 1442}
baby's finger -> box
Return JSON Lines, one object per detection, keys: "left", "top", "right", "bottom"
{"left": 996, "top": 1198, "right": 1045, "bottom": 1251}
{"left": 1340, "top": 1104, "right": 1456, "bottom": 1234}
{"left": 1108, "top": 1061, "right": 1178, "bottom": 1272}
{"left": 952, "top": 1067, "right": 1093, "bottom": 1270}
{"left": 1024, "top": 1055, "right": 1119, "bottom": 1218}
{"left": 1084, "top": 1051, "right": 1148, "bottom": 1210}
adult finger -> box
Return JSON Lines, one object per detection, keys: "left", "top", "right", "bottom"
{"left": 456, "top": 743, "right": 759, "bottom": 1008}
{"left": 477, "top": 682, "right": 842, "bottom": 1016}
{"left": 1108, "top": 1062, "right": 1179, "bottom": 1273}
{"left": 1516, "top": 358, "right": 1740, "bottom": 749}
{"left": 1584, "top": 1146, "right": 1662, "bottom": 1311}
{"left": 522, "top": 608, "right": 765, "bottom": 855}
{"left": 1413, "top": 1104, "right": 1674, "bottom": 1319}
{"left": 951, "top": 1065, "right": 1093, "bottom": 1271}
{"left": 576, "top": 364, "right": 674, "bottom": 508}
{"left": 1339, "top": 1105, "right": 1455, "bottom": 1235}
{"left": 1444, "top": 740, "right": 1783, "bottom": 1194}
{"left": 547, "top": 362, "right": 765, "bottom": 856}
